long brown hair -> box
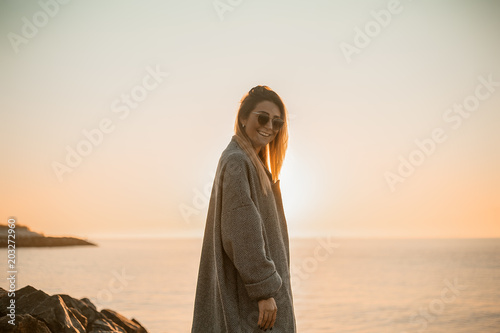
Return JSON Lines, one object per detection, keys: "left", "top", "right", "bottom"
{"left": 233, "top": 85, "right": 289, "bottom": 196}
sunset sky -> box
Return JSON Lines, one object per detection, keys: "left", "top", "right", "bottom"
{"left": 1, "top": 0, "right": 499, "bottom": 239}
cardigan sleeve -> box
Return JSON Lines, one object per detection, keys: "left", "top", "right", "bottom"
{"left": 219, "top": 154, "right": 282, "bottom": 301}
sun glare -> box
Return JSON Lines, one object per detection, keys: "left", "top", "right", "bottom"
{"left": 279, "top": 147, "right": 314, "bottom": 229}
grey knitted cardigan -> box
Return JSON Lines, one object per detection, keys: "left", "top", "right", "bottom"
{"left": 191, "top": 136, "right": 296, "bottom": 332}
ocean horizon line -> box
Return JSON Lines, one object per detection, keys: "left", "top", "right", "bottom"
{"left": 84, "top": 234, "right": 500, "bottom": 241}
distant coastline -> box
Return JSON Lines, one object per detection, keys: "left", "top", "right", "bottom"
{"left": 0, "top": 224, "right": 96, "bottom": 248}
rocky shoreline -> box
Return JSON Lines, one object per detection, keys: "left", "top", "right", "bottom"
{"left": 0, "top": 236, "right": 96, "bottom": 248}
{"left": 0, "top": 225, "right": 96, "bottom": 248}
{"left": 0, "top": 285, "right": 148, "bottom": 333}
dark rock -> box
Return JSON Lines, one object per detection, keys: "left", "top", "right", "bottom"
{"left": 31, "top": 295, "right": 86, "bottom": 333}
{"left": 16, "top": 286, "right": 50, "bottom": 315}
{"left": 131, "top": 319, "right": 144, "bottom": 327}
{"left": 0, "top": 314, "right": 51, "bottom": 333}
{"left": 60, "top": 294, "right": 102, "bottom": 326}
{"left": 88, "top": 318, "right": 127, "bottom": 333}
{"left": 0, "top": 286, "right": 148, "bottom": 333}
{"left": 80, "top": 298, "right": 98, "bottom": 312}
{"left": 0, "top": 286, "right": 50, "bottom": 317}
{"left": 102, "top": 309, "right": 148, "bottom": 333}
{"left": 15, "top": 285, "right": 41, "bottom": 299}
{"left": 69, "top": 307, "right": 88, "bottom": 330}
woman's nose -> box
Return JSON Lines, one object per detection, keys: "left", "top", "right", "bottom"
{"left": 265, "top": 121, "right": 274, "bottom": 131}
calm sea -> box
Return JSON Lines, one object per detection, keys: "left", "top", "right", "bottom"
{"left": 2, "top": 238, "right": 499, "bottom": 333}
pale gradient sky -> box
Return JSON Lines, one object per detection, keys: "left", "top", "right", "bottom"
{"left": 1, "top": 0, "right": 499, "bottom": 239}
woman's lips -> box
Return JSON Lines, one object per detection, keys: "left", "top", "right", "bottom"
{"left": 257, "top": 130, "right": 271, "bottom": 137}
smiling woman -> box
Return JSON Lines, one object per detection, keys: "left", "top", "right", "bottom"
{"left": 191, "top": 86, "right": 296, "bottom": 332}
{"left": 233, "top": 86, "right": 289, "bottom": 196}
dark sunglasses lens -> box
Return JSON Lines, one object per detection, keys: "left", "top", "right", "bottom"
{"left": 256, "top": 113, "right": 284, "bottom": 130}
{"left": 257, "top": 114, "right": 270, "bottom": 126}
{"left": 272, "top": 119, "right": 284, "bottom": 130}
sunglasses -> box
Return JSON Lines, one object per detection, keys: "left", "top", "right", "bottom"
{"left": 252, "top": 112, "right": 285, "bottom": 131}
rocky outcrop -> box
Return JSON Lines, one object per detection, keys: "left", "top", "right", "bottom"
{"left": 0, "top": 286, "right": 148, "bottom": 333}
{"left": 0, "top": 225, "right": 40, "bottom": 238}
{"left": 0, "top": 225, "right": 96, "bottom": 248}
{"left": 0, "top": 314, "right": 51, "bottom": 333}
{"left": 0, "top": 236, "right": 96, "bottom": 247}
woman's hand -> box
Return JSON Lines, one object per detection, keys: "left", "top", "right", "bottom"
{"left": 257, "top": 297, "right": 277, "bottom": 330}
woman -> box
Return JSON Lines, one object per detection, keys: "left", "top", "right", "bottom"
{"left": 191, "top": 86, "right": 296, "bottom": 332}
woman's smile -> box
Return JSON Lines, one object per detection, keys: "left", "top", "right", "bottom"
{"left": 257, "top": 130, "right": 272, "bottom": 137}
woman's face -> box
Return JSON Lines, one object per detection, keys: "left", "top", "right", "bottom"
{"left": 242, "top": 101, "right": 282, "bottom": 153}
